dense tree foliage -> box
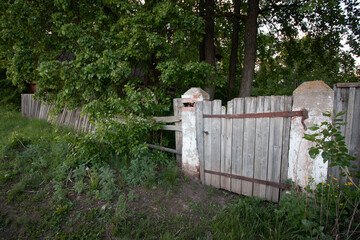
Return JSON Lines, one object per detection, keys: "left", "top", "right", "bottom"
{"left": 0, "top": 0, "right": 359, "bottom": 110}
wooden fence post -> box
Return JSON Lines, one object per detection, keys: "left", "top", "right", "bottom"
{"left": 173, "top": 98, "right": 183, "bottom": 167}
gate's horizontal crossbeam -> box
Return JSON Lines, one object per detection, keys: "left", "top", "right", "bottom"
{"left": 204, "top": 170, "right": 290, "bottom": 190}
{"left": 203, "top": 110, "right": 307, "bottom": 119}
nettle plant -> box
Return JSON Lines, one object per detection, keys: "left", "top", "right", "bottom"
{"left": 303, "top": 111, "right": 359, "bottom": 180}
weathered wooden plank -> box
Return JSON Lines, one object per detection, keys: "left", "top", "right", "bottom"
{"left": 266, "top": 96, "right": 285, "bottom": 202}
{"left": 220, "top": 105, "right": 226, "bottom": 188}
{"left": 147, "top": 144, "right": 181, "bottom": 155}
{"left": 196, "top": 102, "right": 205, "bottom": 184}
{"left": 345, "top": 87, "right": 355, "bottom": 149}
{"left": 39, "top": 103, "right": 45, "bottom": 119}
{"left": 29, "top": 95, "right": 34, "bottom": 118}
{"left": 336, "top": 82, "right": 360, "bottom": 88}
{"left": 329, "top": 87, "right": 349, "bottom": 180}
{"left": 203, "top": 101, "right": 212, "bottom": 186}
{"left": 65, "top": 109, "right": 73, "bottom": 126}
{"left": 231, "top": 98, "right": 244, "bottom": 194}
{"left": 241, "top": 97, "right": 257, "bottom": 196}
{"left": 253, "top": 96, "right": 270, "bottom": 199}
{"left": 173, "top": 98, "right": 183, "bottom": 167}
{"left": 35, "top": 99, "right": 41, "bottom": 118}
{"left": 21, "top": 95, "right": 24, "bottom": 116}
{"left": 280, "top": 96, "right": 293, "bottom": 199}
{"left": 221, "top": 100, "right": 233, "bottom": 191}
{"left": 75, "top": 109, "right": 82, "bottom": 130}
{"left": 348, "top": 88, "right": 360, "bottom": 183}
{"left": 160, "top": 125, "right": 182, "bottom": 131}
{"left": 211, "top": 100, "right": 222, "bottom": 188}
{"left": 152, "top": 115, "right": 181, "bottom": 123}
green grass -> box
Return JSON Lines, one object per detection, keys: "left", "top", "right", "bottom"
{"left": 0, "top": 106, "right": 359, "bottom": 239}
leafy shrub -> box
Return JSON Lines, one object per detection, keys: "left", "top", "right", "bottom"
{"left": 6, "top": 131, "right": 29, "bottom": 149}
{"left": 121, "top": 145, "right": 157, "bottom": 186}
{"left": 303, "top": 111, "right": 359, "bottom": 178}
{"left": 297, "top": 111, "right": 360, "bottom": 238}
{"left": 158, "top": 162, "right": 178, "bottom": 186}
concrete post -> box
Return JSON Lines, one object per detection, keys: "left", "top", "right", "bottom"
{"left": 181, "top": 88, "right": 210, "bottom": 177}
{"left": 288, "top": 81, "right": 334, "bottom": 189}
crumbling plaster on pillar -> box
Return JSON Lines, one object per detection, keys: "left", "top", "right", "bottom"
{"left": 181, "top": 88, "right": 209, "bottom": 178}
{"left": 181, "top": 108, "right": 200, "bottom": 176}
{"left": 288, "top": 81, "right": 334, "bottom": 189}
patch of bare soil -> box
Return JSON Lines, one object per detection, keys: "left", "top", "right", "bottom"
{"left": 127, "top": 173, "right": 236, "bottom": 221}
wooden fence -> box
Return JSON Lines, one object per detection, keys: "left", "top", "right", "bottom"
{"left": 21, "top": 81, "right": 360, "bottom": 201}
{"left": 21, "top": 94, "right": 183, "bottom": 157}
{"left": 331, "top": 82, "right": 360, "bottom": 182}
{"left": 196, "top": 96, "right": 300, "bottom": 202}
{"left": 22, "top": 94, "right": 95, "bottom": 132}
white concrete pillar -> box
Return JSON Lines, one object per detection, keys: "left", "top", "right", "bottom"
{"left": 181, "top": 88, "right": 210, "bottom": 177}
{"left": 288, "top": 81, "right": 334, "bottom": 188}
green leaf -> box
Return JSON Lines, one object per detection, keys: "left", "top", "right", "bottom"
{"left": 308, "top": 125, "right": 320, "bottom": 131}
{"left": 322, "top": 112, "right": 331, "bottom": 117}
{"left": 309, "top": 148, "right": 320, "bottom": 159}
{"left": 334, "top": 111, "right": 346, "bottom": 118}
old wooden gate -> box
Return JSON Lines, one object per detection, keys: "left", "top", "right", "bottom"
{"left": 196, "top": 96, "right": 307, "bottom": 202}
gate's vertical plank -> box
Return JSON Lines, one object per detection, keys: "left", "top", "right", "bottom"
{"left": 241, "top": 97, "right": 257, "bottom": 196}
{"left": 203, "top": 101, "right": 212, "bottom": 186}
{"left": 220, "top": 105, "right": 226, "bottom": 189}
{"left": 266, "top": 96, "right": 285, "bottom": 202}
{"left": 196, "top": 102, "right": 205, "bottom": 184}
{"left": 221, "top": 100, "right": 234, "bottom": 191}
{"left": 231, "top": 98, "right": 244, "bottom": 194}
{"left": 253, "top": 96, "right": 270, "bottom": 199}
{"left": 211, "top": 100, "right": 222, "bottom": 188}
{"left": 280, "top": 96, "right": 293, "bottom": 198}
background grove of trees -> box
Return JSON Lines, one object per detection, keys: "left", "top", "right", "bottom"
{"left": 1, "top": 0, "right": 359, "bottom": 114}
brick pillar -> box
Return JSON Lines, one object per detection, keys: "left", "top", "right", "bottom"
{"left": 181, "top": 88, "right": 210, "bottom": 178}
{"left": 288, "top": 81, "right": 334, "bottom": 188}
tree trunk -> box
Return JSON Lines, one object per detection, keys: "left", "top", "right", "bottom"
{"left": 238, "top": 0, "right": 259, "bottom": 97}
{"left": 199, "top": 0, "right": 205, "bottom": 62}
{"left": 204, "top": 0, "right": 216, "bottom": 100}
{"left": 228, "top": 0, "right": 242, "bottom": 99}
